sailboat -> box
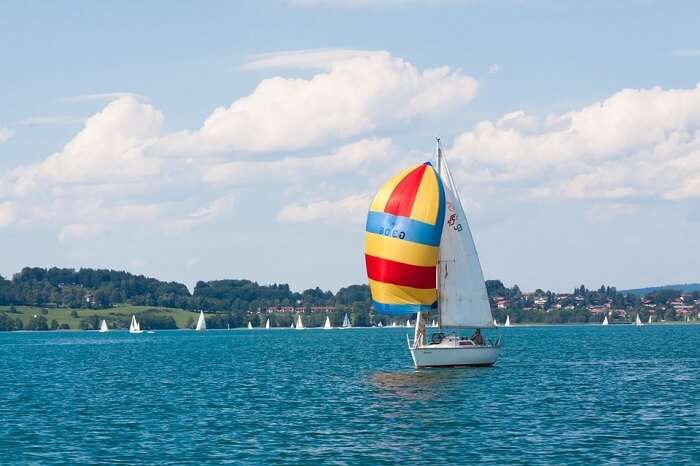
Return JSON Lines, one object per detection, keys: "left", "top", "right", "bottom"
{"left": 405, "top": 319, "right": 411, "bottom": 328}
{"left": 227, "top": 323, "right": 230, "bottom": 330}
{"left": 391, "top": 321, "right": 397, "bottom": 327}
{"left": 602, "top": 315, "right": 609, "bottom": 326}
{"left": 323, "top": 315, "right": 332, "bottom": 329}
{"left": 290, "top": 321, "right": 295, "bottom": 329}
{"left": 378, "top": 321, "right": 383, "bottom": 328}
{"left": 296, "top": 314, "right": 304, "bottom": 329}
{"left": 504, "top": 315, "right": 511, "bottom": 327}
{"left": 635, "top": 313, "right": 643, "bottom": 326}
{"left": 648, "top": 315, "right": 652, "bottom": 325}
{"left": 364, "top": 138, "right": 500, "bottom": 367}
{"left": 342, "top": 313, "right": 352, "bottom": 329}
{"left": 196, "top": 310, "right": 206, "bottom": 331}
{"left": 265, "top": 318, "right": 270, "bottom": 329}
{"left": 493, "top": 319, "right": 498, "bottom": 327}
{"left": 247, "top": 321, "right": 253, "bottom": 329}
{"left": 129, "top": 315, "right": 143, "bottom": 334}
{"left": 99, "top": 319, "right": 109, "bottom": 333}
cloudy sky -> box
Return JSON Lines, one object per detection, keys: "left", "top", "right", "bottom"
{"left": 1, "top": 1, "right": 699, "bottom": 292}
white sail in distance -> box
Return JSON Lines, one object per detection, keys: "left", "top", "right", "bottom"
{"left": 324, "top": 316, "right": 332, "bottom": 329}
{"left": 196, "top": 311, "right": 206, "bottom": 331}
{"left": 437, "top": 146, "right": 494, "bottom": 328}
{"left": 99, "top": 319, "right": 109, "bottom": 332}
{"left": 296, "top": 315, "right": 304, "bottom": 329}
{"left": 342, "top": 314, "right": 351, "bottom": 328}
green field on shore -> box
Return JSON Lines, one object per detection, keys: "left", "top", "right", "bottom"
{"left": 0, "top": 305, "right": 201, "bottom": 329}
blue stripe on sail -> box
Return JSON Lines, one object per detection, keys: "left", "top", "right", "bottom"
{"left": 365, "top": 211, "right": 441, "bottom": 247}
{"left": 371, "top": 300, "right": 435, "bottom": 315}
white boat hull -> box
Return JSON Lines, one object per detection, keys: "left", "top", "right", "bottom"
{"left": 409, "top": 341, "right": 500, "bottom": 368}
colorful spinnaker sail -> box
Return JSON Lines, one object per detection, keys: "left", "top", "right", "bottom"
{"left": 364, "top": 162, "right": 445, "bottom": 315}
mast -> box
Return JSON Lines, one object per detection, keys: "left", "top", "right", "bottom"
{"left": 436, "top": 137, "right": 443, "bottom": 329}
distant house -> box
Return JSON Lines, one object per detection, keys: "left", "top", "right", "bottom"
{"left": 84, "top": 293, "right": 96, "bottom": 306}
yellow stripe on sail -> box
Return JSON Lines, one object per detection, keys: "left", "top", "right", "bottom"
{"left": 368, "top": 165, "right": 416, "bottom": 213}
{"left": 368, "top": 279, "right": 437, "bottom": 305}
{"left": 409, "top": 168, "right": 440, "bottom": 225}
{"left": 364, "top": 232, "right": 438, "bottom": 267}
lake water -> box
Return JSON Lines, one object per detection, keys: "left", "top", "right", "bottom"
{"left": 1, "top": 325, "right": 698, "bottom": 465}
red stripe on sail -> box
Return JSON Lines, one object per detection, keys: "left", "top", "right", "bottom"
{"left": 383, "top": 164, "right": 427, "bottom": 218}
{"left": 365, "top": 254, "right": 436, "bottom": 289}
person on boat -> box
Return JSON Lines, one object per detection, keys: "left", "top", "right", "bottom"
{"left": 470, "top": 328, "right": 484, "bottom": 346}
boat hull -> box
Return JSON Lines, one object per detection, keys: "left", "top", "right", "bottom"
{"left": 409, "top": 344, "right": 500, "bottom": 368}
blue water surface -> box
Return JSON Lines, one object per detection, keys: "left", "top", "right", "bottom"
{"left": 0, "top": 325, "right": 698, "bottom": 465}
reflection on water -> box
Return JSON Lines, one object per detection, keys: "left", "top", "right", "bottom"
{"left": 370, "top": 366, "right": 491, "bottom": 400}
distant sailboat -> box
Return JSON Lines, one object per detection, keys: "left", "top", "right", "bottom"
{"left": 493, "top": 319, "right": 498, "bottom": 327}
{"left": 377, "top": 321, "right": 383, "bottom": 328}
{"left": 227, "top": 323, "right": 230, "bottom": 330}
{"left": 129, "top": 315, "right": 143, "bottom": 334}
{"left": 99, "top": 319, "right": 109, "bottom": 333}
{"left": 265, "top": 318, "right": 270, "bottom": 329}
{"left": 505, "top": 315, "right": 511, "bottom": 327}
{"left": 323, "top": 315, "right": 332, "bottom": 329}
{"left": 405, "top": 319, "right": 411, "bottom": 328}
{"left": 342, "top": 314, "right": 352, "bottom": 329}
{"left": 290, "top": 321, "right": 295, "bottom": 329}
{"left": 195, "top": 311, "right": 206, "bottom": 332}
{"left": 635, "top": 313, "right": 643, "bottom": 326}
{"left": 296, "top": 314, "right": 304, "bottom": 329}
{"left": 648, "top": 315, "right": 652, "bottom": 325}
{"left": 247, "top": 321, "right": 253, "bottom": 329}
{"left": 602, "top": 315, "right": 609, "bottom": 326}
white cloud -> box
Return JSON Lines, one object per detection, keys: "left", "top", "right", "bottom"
{"left": 1, "top": 51, "right": 476, "bottom": 239}
{"left": 5, "top": 96, "right": 163, "bottom": 196}
{"left": 449, "top": 84, "right": 700, "bottom": 200}
{"left": 204, "top": 137, "right": 394, "bottom": 185}
{"left": 0, "top": 202, "right": 16, "bottom": 227}
{"left": 0, "top": 128, "right": 13, "bottom": 143}
{"left": 19, "top": 116, "right": 85, "bottom": 125}
{"left": 277, "top": 193, "right": 371, "bottom": 224}
{"left": 242, "top": 48, "right": 378, "bottom": 70}
{"left": 162, "top": 50, "right": 477, "bottom": 154}
{"left": 58, "top": 92, "right": 148, "bottom": 103}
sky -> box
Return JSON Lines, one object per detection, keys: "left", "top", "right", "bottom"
{"left": 1, "top": 0, "right": 700, "bottom": 293}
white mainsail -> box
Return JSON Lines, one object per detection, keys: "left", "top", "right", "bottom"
{"left": 290, "top": 322, "right": 295, "bottom": 329}
{"left": 265, "top": 318, "right": 270, "bottom": 329}
{"left": 602, "top": 315, "right": 609, "bottom": 325}
{"left": 648, "top": 315, "right": 652, "bottom": 324}
{"left": 378, "top": 321, "right": 383, "bottom": 327}
{"left": 324, "top": 315, "right": 332, "bottom": 329}
{"left": 248, "top": 321, "right": 253, "bottom": 329}
{"left": 196, "top": 311, "right": 206, "bottom": 331}
{"left": 504, "top": 315, "right": 511, "bottom": 327}
{"left": 493, "top": 319, "right": 498, "bottom": 327}
{"left": 129, "top": 315, "right": 142, "bottom": 333}
{"left": 635, "top": 313, "right": 643, "bottom": 326}
{"left": 99, "top": 319, "right": 109, "bottom": 332}
{"left": 296, "top": 314, "right": 304, "bottom": 329}
{"left": 342, "top": 314, "right": 351, "bottom": 328}
{"left": 437, "top": 147, "right": 494, "bottom": 328}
